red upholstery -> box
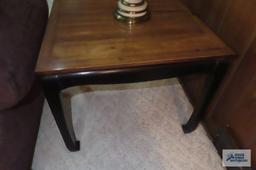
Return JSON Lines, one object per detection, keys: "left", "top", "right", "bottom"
{"left": 0, "top": 0, "right": 48, "bottom": 169}
{"left": 0, "top": 82, "right": 44, "bottom": 170}
{"left": 0, "top": 0, "right": 48, "bottom": 110}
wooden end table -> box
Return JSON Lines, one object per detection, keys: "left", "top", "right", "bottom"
{"left": 36, "top": 0, "right": 234, "bottom": 151}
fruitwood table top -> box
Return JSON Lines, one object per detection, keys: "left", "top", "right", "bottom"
{"left": 36, "top": 0, "right": 234, "bottom": 75}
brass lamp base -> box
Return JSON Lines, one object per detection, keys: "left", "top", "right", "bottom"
{"left": 114, "top": 0, "right": 150, "bottom": 24}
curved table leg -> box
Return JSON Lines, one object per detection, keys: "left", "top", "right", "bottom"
{"left": 40, "top": 61, "right": 227, "bottom": 151}
{"left": 182, "top": 60, "right": 228, "bottom": 133}
{"left": 42, "top": 77, "right": 80, "bottom": 151}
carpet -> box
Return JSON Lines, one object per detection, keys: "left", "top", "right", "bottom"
{"left": 32, "top": 79, "right": 225, "bottom": 170}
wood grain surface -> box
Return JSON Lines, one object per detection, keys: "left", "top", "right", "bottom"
{"left": 36, "top": 0, "right": 233, "bottom": 75}
{"left": 181, "top": 0, "right": 256, "bottom": 166}
{"left": 180, "top": 0, "right": 256, "bottom": 107}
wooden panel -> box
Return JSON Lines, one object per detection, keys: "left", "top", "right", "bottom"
{"left": 179, "top": 0, "right": 227, "bottom": 106}
{"left": 179, "top": 0, "right": 232, "bottom": 106}
{"left": 219, "top": 0, "right": 256, "bottom": 55}
{"left": 209, "top": 38, "right": 256, "bottom": 167}
{"left": 180, "top": 0, "right": 256, "bottom": 108}
{"left": 182, "top": 0, "right": 256, "bottom": 54}
{"left": 36, "top": 0, "right": 233, "bottom": 75}
{"left": 202, "top": 0, "right": 232, "bottom": 32}
{"left": 181, "top": 0, "right": 232, "bottom": 32}
{"left": 181, "top": 0, "right": 256, "bottom": 167}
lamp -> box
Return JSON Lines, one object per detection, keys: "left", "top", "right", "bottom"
{"left": 114, "top": 0, "right": 150, "bottom": 24}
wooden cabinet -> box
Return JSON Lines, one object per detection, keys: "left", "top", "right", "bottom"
{"left": 180, "top": 0, "right": 256, "bottom": 167}
{"left": 211, "top": 40, "right": 256, "bottom": 166}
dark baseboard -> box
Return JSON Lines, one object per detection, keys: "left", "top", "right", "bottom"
{"left": 202, "top": 120, "right": 252, "bottom": 170}
{"left": 178, "top": 79, "right": 251, "bottom": 169}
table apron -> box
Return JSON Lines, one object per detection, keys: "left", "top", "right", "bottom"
{"left": 42, "top": 60, "right": 223, "bottom": 90}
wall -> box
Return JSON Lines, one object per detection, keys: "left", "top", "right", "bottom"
{"left": 180, "top": 0, "right": 256, "bottom": 167}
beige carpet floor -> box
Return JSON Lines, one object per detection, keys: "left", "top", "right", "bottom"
{"left": 32, "top": 79, "right": 225, "bottom": 170}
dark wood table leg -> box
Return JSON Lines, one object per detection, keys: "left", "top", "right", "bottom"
{"left": 42, "top": 76, "right": 80, "bottom": 151}
{"left": 40, "top": 61, "right": 223, "bottom": 151}
{"left": 182, "top": 60, "right": 229, "bottom": 133}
